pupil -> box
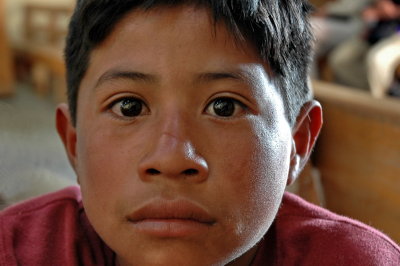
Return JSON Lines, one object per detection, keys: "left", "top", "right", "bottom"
{"left": 214, "top": 98, "right": 234, "bottom": 117}
{"left": 120, "top": 99, "right": 142, "bottom": 117}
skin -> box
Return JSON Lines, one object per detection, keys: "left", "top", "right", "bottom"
{"left": 57, "top": 5, "right": 322, "bottom": 266}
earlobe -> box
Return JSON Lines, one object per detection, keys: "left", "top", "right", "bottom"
{"left": 56, "top": 103, "right": 78, "bottom": 171}
{"left": 287, "top": 100, "right": 323, "bottom": 185}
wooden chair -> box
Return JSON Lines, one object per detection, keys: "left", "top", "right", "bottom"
{"left": 309, "top": 0, "right": 332, "bottom": 8}
{"left": 0, "top": 0, "right": 14, "bottom": 96}
{"left": 0, "top": 195, "right": 6, "bottom": 210}
{"left": 13, "top": 3, "right": 73, "bottom": 102}
{"left": 312, "top": 80, "right": 400, "bottom": 243}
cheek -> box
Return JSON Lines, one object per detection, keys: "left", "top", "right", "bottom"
{"left": 74, "top": 128, "right": 146, "bottom": 243}
{"left": 75, "top": 126, "right": 141, "bottom": 214}
{"left": 209, "top": 119, "right": 292, "bottom": 240}
{"left": 77, "top": 134, "right": 120, "bottom": 186}
{"left": 75, "top": 134, "right": 117, "bottom": 219}
{"left": 76, "top": 121, "right": 146, "bottom": 184}
{"left": 215, "top": 119, "right": 291, "bottom": 194}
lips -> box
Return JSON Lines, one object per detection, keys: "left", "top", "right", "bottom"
{"left": 126, "top": 199, "right": 216, "bottom": 237}
{"left": 128, "top": 199, "right": 215, "bottom": 224}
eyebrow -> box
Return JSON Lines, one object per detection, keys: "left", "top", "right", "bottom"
{"left": 94, "top": 70, "right": 158, "bottom": 90}
{"left": 93, "top": 68, "right": 252, "bottom": 91}
{"left": 195, "top": 71, "right": 243, "bottom": 83}
{"left": 195, "top": 68, "right": 262, "bottom": 87}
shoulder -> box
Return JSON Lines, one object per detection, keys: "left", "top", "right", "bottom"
{"left": 1, "top": 185, "right": 82, "bottom": 217}
{"left": 274, "top": 192, "right": 400, "bottom": 265}
{"left": 0, "top": 185, "right": 83, "bottom": 235}
{"left": 0, "top": 186, "right": 91, "bottom": 265}
{"left": 0, "top": 186, "right": 114, "bottom": 265}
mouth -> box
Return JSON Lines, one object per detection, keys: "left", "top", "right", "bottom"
{"left": 126, "top": 199, "right": 216, "bottom": 238}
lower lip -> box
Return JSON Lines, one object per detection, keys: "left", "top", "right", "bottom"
{"left": 129, "top": 219, "right": 212, "bottom": 238}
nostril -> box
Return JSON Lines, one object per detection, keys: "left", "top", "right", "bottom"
{"left": 146, "top": 168, "right": 161, "bottom": 175}
{"left": 182, "top": 169, "right": 199, "bottom": 176}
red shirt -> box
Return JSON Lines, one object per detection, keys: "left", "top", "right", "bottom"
{"left": 1, "top": 186, "right": 399, "bottom": 265}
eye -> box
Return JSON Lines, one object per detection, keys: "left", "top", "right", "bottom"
{"left": 110, "top": 97, "right": 148, "bottom": 118}
{"left": 205, "top": 97, "right": 247, "bottom": 117}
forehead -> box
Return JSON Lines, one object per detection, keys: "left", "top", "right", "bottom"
{"left": 78, "top": 5, "right": 283, "bottom": 110}
{"left": 91, "top": 5, "right": 266, "bottom": 69}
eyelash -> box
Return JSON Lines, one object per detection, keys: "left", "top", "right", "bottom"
{"left": 106, "top": 96, "right": 249, "bottom": 119}
{"left": 107, "top": 96, "right": 149, "bottom": 119}
{"left": 204, "top": 97, "right": 249, "bottom": 118}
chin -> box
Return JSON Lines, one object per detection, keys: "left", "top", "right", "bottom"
{"left": 118, "top": 253, "right": 218, "bottom": 266}
{"left": 116, "top": 243, "right": 245, "bottom": 266}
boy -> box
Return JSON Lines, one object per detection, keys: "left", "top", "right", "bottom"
{"left": 1, "top": 0, "right": 399, "bottom": 265}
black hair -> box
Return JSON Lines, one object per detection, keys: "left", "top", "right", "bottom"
{"left": 65, "top": 0, "right": 314, "bottom": 126}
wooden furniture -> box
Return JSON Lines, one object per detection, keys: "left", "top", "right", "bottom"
{"left": 14, "top": 3, "right": 73, "bottom": 102}
{"left": 309, "top": 0, "right": 331, "bottom": 8}
{"left": 0, "top": 0, "right": 14, "bottom": 96}
{"left": 312, "top": 80, "right": 400, "bottom": 243}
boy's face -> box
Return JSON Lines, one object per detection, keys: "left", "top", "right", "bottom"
{"left": 57, "top": 5, "right": 320, "bottom": 266}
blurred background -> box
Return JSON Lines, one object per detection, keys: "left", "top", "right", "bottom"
{"left": 0, "top": 0, "right": 399, "bottom": 243}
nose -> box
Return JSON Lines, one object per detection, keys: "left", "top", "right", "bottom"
{"left": 138, "top": 118, "right": 209, "bottom": 183}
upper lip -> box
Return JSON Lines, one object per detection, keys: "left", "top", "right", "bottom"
{"left": 127, "top": 199, "right": 216, "bottom": 225}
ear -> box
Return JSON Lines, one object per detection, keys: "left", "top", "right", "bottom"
{"left": 56, "top": 103, "right": 78, "bottom": 172}
{"left": 287, "top": 100, "right": 323, "bottom": 186}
